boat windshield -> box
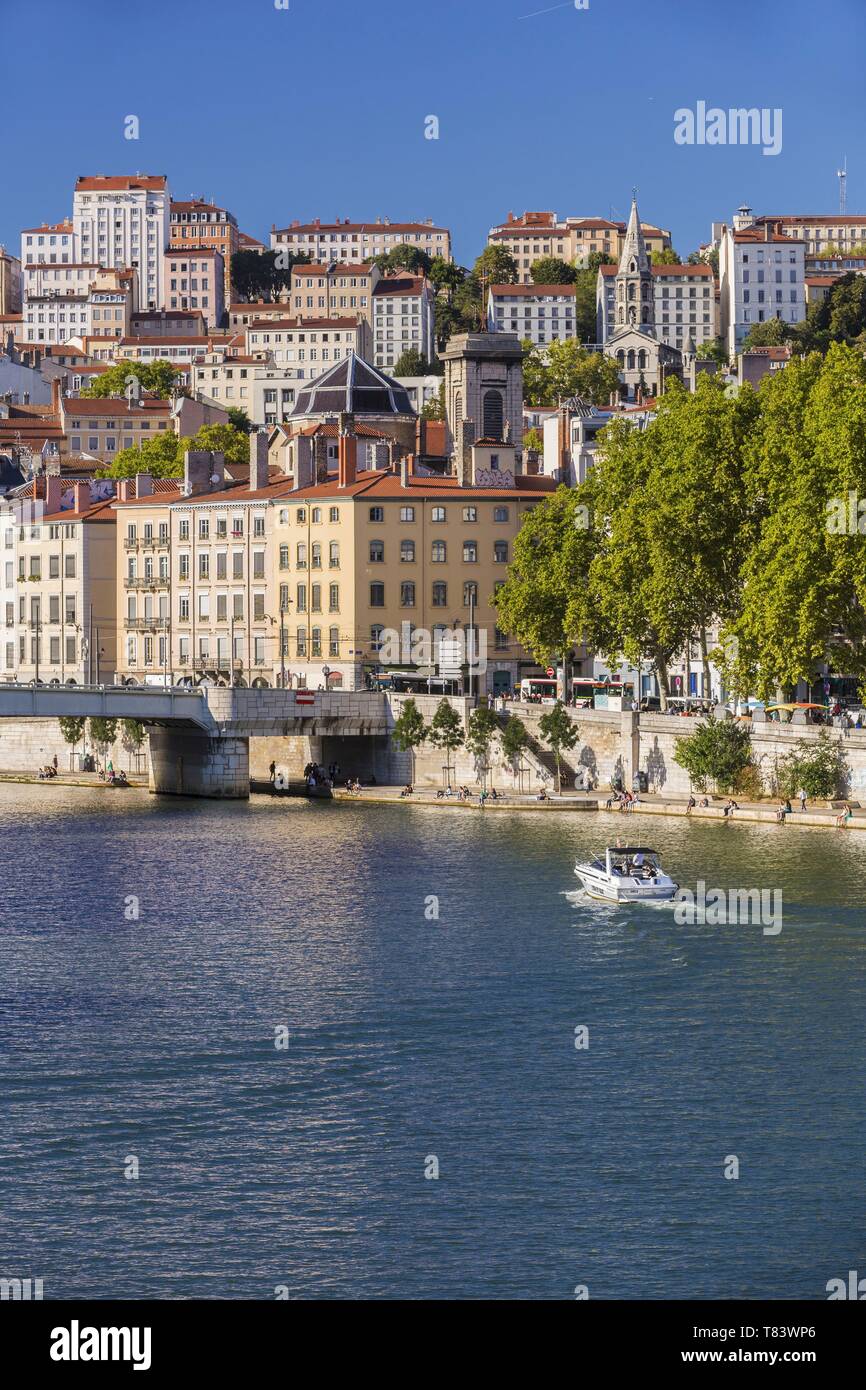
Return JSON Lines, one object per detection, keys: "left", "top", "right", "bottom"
{"left": 609, "top": 849, "right": 661, "bottom": 876}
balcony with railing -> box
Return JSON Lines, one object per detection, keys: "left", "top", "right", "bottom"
{"left": 126, "top": 616, "right": 170, "bottom": 631}
{"left": 124, "top": 575, "right": 170, "bottom": 589}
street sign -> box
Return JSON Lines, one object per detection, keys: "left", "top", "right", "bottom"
{"left": 546, "top": 667, "right": 555, "bottom": 678}
{"left": 296, "top": 692, "right": 315, "bottom": 706}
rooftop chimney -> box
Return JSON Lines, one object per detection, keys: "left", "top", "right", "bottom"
{"left": 400, "top": 455, "right": 411, "bottom": 489}
{"left": 43, "top": 474, "right": 63, "bottom": 515}
{"left": 457, "top": 418, "right": 476, "bottom": 487}
{"left": 134, "top": 472, "right": 154, "bottom": 497}
{"left": 183, "top": 449, "right": 224, "bottom": 496}
{"left": 249, "top": 429, "right": 269, "bottom": 491}
{"left": 73, "top": 481, "right": 91, "bottom": 514}
{"left": 338, "top": 414, "right": 357, "bottom": 488}
{"left": 50, "top": 376, "right": 63, "bottom": 418}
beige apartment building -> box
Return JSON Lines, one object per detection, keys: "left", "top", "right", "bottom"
{"left": 3, "top": 479, "right": 118, "bottom": 684}
{"left": 488, "top": 211, "right": 672, "bottom": 282}
{"left": 272, "top": 218, "right": 452, "bottom": 264}
{"left": 163, "top": 248, "right": 225, "bottom": 330}
{"left": 110, "top": 431, "right": 553, "bottom": 693}
{"left": 113, "top": 443, "right": 294, "bottom": 686}
{"left": 289, "top": 263, "right": 379, "bottom": 327}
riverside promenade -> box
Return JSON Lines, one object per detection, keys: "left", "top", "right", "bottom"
{"left": 321, "top": 786, "right": 866, "bottom": 829}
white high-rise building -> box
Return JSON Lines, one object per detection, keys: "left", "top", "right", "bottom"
{"left": 718, "top": 213, "right": 806, "bottom": 356}
{"left": 73, "top": 175, "right": 170, "bottom": 311}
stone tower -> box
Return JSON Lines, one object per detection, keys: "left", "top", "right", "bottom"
{"left": 441, "top": 331, "right": 524, "bottom": 462}
{"left": 614, "top": 196, "right": 655, "bottom": 336}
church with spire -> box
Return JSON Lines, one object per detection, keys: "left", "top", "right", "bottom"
{"left": 602, "top": 194, "right": 689, "bottom": 401}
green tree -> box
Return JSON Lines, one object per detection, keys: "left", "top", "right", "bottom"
{"left": 652, "top": 248, "right": 682, "bottom": 265}
{"left": 185, "top": 422, "right": 250, "bottom": 467}
{"left": 741, "top": 317, "right": 791, "bottom": 351}
{"left": 722, "top": 343, "right": 866, "bottom": 700}
{"left": 392, "top": 348, "right": 439, "bottom": 377}
{"left": 777, "top": 729, "right": 849, "bottom": 800}
{"left": 230, "top": 247, "right": 308, "bottom": 302}
{"left": 88, "top": 718, "right": 118, "bottom": 760}
{"left": 98, "top": 431, "right": 182, "bottom": 478}
{"left": 428, "top": 259, "right": 465, "bottom": 297}
{"left": 573, "top": 251, "right": 615, "bottom": 342}
{"left": 538, "top": 701, "right": 579, "bottom": 794}
{"left": 227, "top": 407, "right": 253, "bottom": 434}
{"left": 58, "top": 716, "right": 86, "bottom": 766}
{"left": 428, "top": 698, "right": 464, "bottom": 786}
{"left": 523, "top": 427, "right": 544, "bottom": 452}
{"left": 696, "top": 337, "right": 728, "bottom": 365}
{"left": 522, "top": 338, "right": 620, "bottom": 405}
{"left": 500, "top": 714, "right": 530, "bottom": 786}
{"left": 391, "top": 698, "right": 428, "bottom": 782}
{"left": 465, "top": 700, "right": 501, "bottom": 789}
{"left": 673, "top": 715, "right": 753, "bottom": 794}
{"left": 530, "top": 257, "right": 576, "bottom": 285}
{"left": 473, "top": 245, "right": 519, "bottom": 286}
{"left": 81, "top": 359, "right": 179, "bottom": 398}
{"left": 122, "top": 719, "right": 145, "bottom": 751}
{"left": 421, "top": 380, "right": 446, "bottom": 420}
{"left": 371, "top": 243, "right": 432, "bottom": 277}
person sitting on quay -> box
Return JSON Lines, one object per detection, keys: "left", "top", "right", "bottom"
{"left": 400, "top": 784, "right": 414, "bottom": 798}
{"left": 723, "top": 798, "right": 739, "bottom": 818}
{"left": 776, "top": 799, "right": 788, "bottom": 823}
{"left": 698, "top": 796, "right": 709, "bottom": 809}
{"left": 686, "top": 795, "right": 696, "bottom": 814}
{"left": 836, "top": 802, "right": 853, "bottom": 828}
{"left": 536, "top": 788, "right": 548, "bottom": 802}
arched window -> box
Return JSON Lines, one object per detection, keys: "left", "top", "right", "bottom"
{"left": 627, "top": 350, "right": 636, "bottom": 370}
{"left": 617, "top": 306, "right": 624, "bottom": 323}
{"left": 638, "top": 350, "right": 647, "bottom": 370}
{"left": 629, "top": 259, "right": 636, "bottom": 273}
{"left": 482, "top": 390, "right": 504, "bottom": 440}
{"left": 616, "top": 350, "right": 625, "bottom": 366}
{"left": 628, "top": 283, "right": 636, "bottom": 301}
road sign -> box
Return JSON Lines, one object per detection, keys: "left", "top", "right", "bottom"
{"left": 296, "top": 692, "right": 315, "bottom": 706}
{"left": 546, "top": 667, "right": 555, "bottom": 678}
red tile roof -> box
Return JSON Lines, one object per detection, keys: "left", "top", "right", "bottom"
{"left": 74, "top": 175, "right": 167, "bottom": 192}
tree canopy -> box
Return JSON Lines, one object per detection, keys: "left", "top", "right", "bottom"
{"left": 522, "top": 338, "right": 621, "bottom": 406}
{"left": 81, "top": 359, "right": 179, "bottom": 398}
{"left": 530, "top": 257, "right": 577, "bottom": 285}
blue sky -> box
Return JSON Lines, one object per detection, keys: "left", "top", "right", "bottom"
{"left": 3, "top": 0, "right": 865, "bottom": 264}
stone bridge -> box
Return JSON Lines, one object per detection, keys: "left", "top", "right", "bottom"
{"left": 0, "top": 685, "right": 453, "bottom": 797}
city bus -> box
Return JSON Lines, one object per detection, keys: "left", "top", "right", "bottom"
{"left": 519, "top": 677, "right": 558, "bottom": 704}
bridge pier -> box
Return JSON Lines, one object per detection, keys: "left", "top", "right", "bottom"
{"left": 147, "top": 727, "right": 250, "bottom": 799}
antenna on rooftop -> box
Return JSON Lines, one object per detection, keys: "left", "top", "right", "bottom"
{"left": 837, "top": 156, "right": 847, "bottom": 215}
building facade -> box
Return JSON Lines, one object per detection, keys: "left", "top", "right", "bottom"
{"left": 169, "top": 199, "right": 238, "bottom": 302}
{"left": 164, "top": 248, "right": 225, "bottom": 330}
{"left": 272, "top": 219, "right": 451, "bottom": 264}
{"left": 73, "top": 175, "right": 170, "bottom": 311}
{"left": 487, "top": 210, "right": 673, "bottom": 282}
{"left": 487, "top": 283, "right": 578, "bottom": 345}
{"left": 288, "top": 263, "right": 378, "bottom": 327}
{"left": 597, "top": 262, "right": 716, "bottom": 353}
{"left": 718, "top": 220, "right": 806, "bottom": 356}
{"left": 372, "top": 275, "right": 435, "bottom": 369}
{"left": 0, "top": 246, "right": 22, "bottom": 315}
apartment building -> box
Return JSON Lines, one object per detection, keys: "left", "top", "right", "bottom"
{"left": 164, "top": 248, "right": 225, "bottom": 330}
{"left": 73, "top": 174, "right": 170, "bottom": 311}
{"left": 1, "top": 478, "right": 118, "bottom": 684}
{"left": 372, "top": 275, "right": 435, "bottom": 369}
{"left": 56, "top": 390, "right": 227, "bottom": 462}
{"left": 0, "top": 246, "right": 22, "bottom": 314}
{"left": 596, "top": 263, "right": 717, "bottom": 352}
{"left": 22, "top": 266, "right": 134, "bottom": 345}
{"left": 753, "top": 213, "right": 866, "bottom": 255}
{"left": 169, "top": 199, "right": 238, "bottom": 302}
{"left": 20, "top": 219, "right": 77, "bottom": 268}
{"left": 272, "top": 218, "right": 451, "bottom": 264}
{"left": 269, "top": 449, "right": 553, "bottom": 693}
{"left": 113, "top": 443, "right": 293, "bottom": 686}
{"left": 488, "top": 211, "right": 672, "bottom": 282}
{"left": 718, "top": 221, "right": 806, "bottom": 356}
{"left": 245, "top": 316, "right": 371, "bottom": 383}
{"left": 487, "top": 283, "right": 577, "bottom": 345}
{"left": 289, "top": 262, "right": 378, "bottom": 327}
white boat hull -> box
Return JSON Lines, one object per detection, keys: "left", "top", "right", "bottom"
{"left": 574, "top": 865, "right": 679, "bottom": 903}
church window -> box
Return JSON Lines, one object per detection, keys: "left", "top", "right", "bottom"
{"left": 482, "top": 390, "right": 504, "bottom": 440}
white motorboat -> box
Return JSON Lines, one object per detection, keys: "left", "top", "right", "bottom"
{"left": 574, "top": 846, "right": 678, "bottom": 903}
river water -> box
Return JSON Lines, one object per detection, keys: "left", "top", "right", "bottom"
{"left": 1, "top": 784, "right": 864, "bottom": 1300}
